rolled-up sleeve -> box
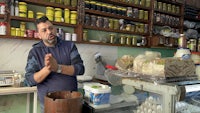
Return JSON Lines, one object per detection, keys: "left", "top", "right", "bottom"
{"left": 24, "top": 51, "right": 39, "bottom": 86}
{"left": 70, "top": 43, "right": 85, "bottom": 76}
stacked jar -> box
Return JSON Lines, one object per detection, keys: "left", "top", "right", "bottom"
{"left": 54, "top": 8, "right": 62, "bottom": 22}
{"left": 46, "top": 7, "right": 54, "bottom": 21}
{"left": 70, "top": 11, "right": 77, "bottom": 24}
{"left": 18, "top": 2, "right": 27, "bottom": 17}
{"left": 64, "top": 8, "right": 70, "bottom": 23}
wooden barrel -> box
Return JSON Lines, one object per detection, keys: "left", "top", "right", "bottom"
{"left": 44, "top": 91, "right": 83, "bottom": 113}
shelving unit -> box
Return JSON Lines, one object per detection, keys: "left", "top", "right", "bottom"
{"left": 0, "top": 0, "right": 185, "bottom": 49}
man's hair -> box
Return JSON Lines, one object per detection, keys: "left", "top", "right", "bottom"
{"left": 35, "top": 16, "right": 49, "bottom": 25}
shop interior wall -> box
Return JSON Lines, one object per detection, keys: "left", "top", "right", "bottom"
{"left": 0, "top": 1, "right": 176, "bottom": 112}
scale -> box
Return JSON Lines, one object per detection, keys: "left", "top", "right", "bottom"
{"left": 0, "top": 70, "right": 15, "bottom": 86}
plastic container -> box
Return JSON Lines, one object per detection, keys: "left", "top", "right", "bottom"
{"left": 83, "top": 82, "right": 111, "bottom": 109}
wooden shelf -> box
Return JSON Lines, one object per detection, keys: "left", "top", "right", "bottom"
{"left": 84, "top": 25, "right": 149, "bottom": 36}
{"left": 20, "top": 0, "right": 77, "bottom": 10}
{"left": 94, "top": 0, "right": 151, "bottom": 10}
{"left": 154, "top": 23, "right": 180, "bottom": 29}
{"left": 79, "top": 41, "right": 150, "bottom": 48}
{"left": 157, "top": 0, "right": 183, "bottom": 6}
{"left": 154, "top": 9, "right": 182, "bottom": 17}
{"left": 184, "top": 17, "right": 200, "bottom": 22}
{"left": 0, "top": 35, "right": 39, "bottom": 40}
{"left": 85, "top": 9, "right": 149, "bottom": 24}
{"left": 10, "top": 16, "right": 77, "bottom": 28}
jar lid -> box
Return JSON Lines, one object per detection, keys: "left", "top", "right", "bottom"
{"left": 46, "top": 7, "right": 54, "bottom": 10}
{"left": 71, "top": 11, "right": 77, "bottom": 13}
{"left": 64, "top": 8, "right": 69, "bottom": 11}
{"left": 90, "top": 1, "right": 96, "bottom": 4}
{"left": 19, "top": 2, "right": 27, "bottom": 5}
{"left": 55, "top": 8, "right": 62, "bottom": 11}
{"left": 28, "top": 10, "right": 33, "bottom": 13}
{"left": 37, "top": 12, "right": 44, "bottom": 15}
{"left": 85, "top": 1, "right": 90, "bottom": 3}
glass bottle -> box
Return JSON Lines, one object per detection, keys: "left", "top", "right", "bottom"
{"left": 10, "top": 0, "right": 14, "bottom": 16}
{"left": 15, "top": 0, "right": 19, "bottom": 16}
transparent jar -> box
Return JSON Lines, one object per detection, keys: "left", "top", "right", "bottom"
{"left": 109, "top": 18, "right": 114, "bottom": 29}
{"left": 157, "top": 2, "right": 162, "bottom": 10}
{"left": 132, "top": 36, "right": 137, "bottom": 45}
{"left": 96, "top": 16, "right": 103, "bottom": 28}
{"left": 144, "top": 11, "right": 148, "bottom": 20}
{"left": 113, "top": 19, "right": 119, "bottom": 30}
{"left": 120, "top": 35, "right": 126, "bottom": 44}
{"left": 90, "top": 15, "right": 97, "bottom": 27}
{"left": 178, "top": 34, "right": 187, "bottom": 48}
{"left": 71, "top": 0, "right": 77, "bottom": 7}
{"left": 15, "top": 28, "right": 21, "bottom": 36}
{"left": 83, "top": 30, "right": 88, "bottom": 41}
{"left": 110, "top": 34, "right": 115, "bottom": 44}
{"left": 63, "top": 0, "right": 70, "bottom": 6}
{"left": 126, "top": 36, "right": 131, "bottom": 45}
{"left": 20, "top": 22, "right": 26, "bottom": 29}
{"left": 138, "top": 10, "right": 144, "bottom": 19}
{"left": 127, "top": 7, "right": 133, "bottom": 17}
{"left": 189, "top": 39, "right": 196, "bottom": 51}
{"left": 145, "top": 0, "right": 151, "bottom": 7}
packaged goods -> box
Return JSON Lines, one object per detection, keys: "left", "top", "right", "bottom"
{"left": 83, "top": 82, "right": 111, "bottom": 109}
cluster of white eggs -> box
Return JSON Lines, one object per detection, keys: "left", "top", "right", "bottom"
{"left": 135, "top": 96, "right": 162, "bottom": 113}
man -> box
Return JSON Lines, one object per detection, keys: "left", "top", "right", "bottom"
{"left": 24, "top": 16, "right": 85, "bottom": 113}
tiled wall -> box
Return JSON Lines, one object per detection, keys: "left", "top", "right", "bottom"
{"left": 0, "top": 38, "right": 118, "bottom": 77}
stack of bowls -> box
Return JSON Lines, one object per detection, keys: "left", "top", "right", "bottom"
{"left": 54, "top": 8, "right": 62, "bottom": 22}
{"left": 46, "top": 7, "right": 54, "bottom": 21}
{"left": 19, "top": 2, "right": 27, "bottom": 17}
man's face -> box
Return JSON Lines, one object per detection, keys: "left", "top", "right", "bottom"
{"left": 37, "top": 21, "right": 57, "bottom": 46}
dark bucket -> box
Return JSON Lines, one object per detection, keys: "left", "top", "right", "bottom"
{"left": 44, "top": 91, "right": 83, "bottom": 113}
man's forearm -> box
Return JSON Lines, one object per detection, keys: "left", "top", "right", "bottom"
{"left": 34, "top": 66, "right": 51, "bottom": 83}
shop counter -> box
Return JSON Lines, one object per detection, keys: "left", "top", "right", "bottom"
{"left": 0, "top": 86, "right": 37, "bottom": 113}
